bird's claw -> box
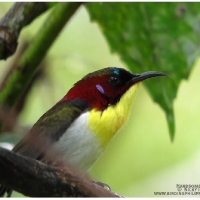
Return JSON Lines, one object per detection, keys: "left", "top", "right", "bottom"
{"left": 91, "top": 181, "right": 111, "bottom": 191}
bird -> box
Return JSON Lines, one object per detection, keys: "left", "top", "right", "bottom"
{"left": 0, "top": 67, "right": 167, "bottom": 197}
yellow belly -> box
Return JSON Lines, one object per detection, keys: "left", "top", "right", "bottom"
{"left": 88, "top": 83, "right": 140, "bottom": 148}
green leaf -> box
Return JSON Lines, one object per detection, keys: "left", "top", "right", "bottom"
{"left": 85, "top": 2, "right": 200, "bottom": 140}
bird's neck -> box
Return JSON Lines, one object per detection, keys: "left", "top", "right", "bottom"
{"left": 88, "top": 83, "right": 140, "bottom": 148}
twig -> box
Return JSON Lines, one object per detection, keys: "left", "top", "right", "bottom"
{"left": 0, "top": 147, "right": 121, "bottom": 197}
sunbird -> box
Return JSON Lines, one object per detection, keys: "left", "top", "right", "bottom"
{"left": 0, "top": 67, "right": 167, "bottom": 197}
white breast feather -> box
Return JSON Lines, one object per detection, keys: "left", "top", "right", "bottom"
{"left": 53, "top": 111, "right": 103, "bottom": 174}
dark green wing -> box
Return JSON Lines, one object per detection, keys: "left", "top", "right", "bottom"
{"left": 12, "top": 98, "right": 89, "bottom": 159}
{"left": 0, "top": 99, "right": 89, "bottom": 197}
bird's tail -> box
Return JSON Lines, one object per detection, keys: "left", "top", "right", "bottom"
{"left": 0, "top": 185, "right": 13, "bottom": 197}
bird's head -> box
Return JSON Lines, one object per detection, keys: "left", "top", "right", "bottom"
{"left": 61, "top": 67, "right": 166, "bottom": 110}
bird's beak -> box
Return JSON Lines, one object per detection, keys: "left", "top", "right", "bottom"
{"left": 127, "top": 71, "right": 168, "bottom": 85}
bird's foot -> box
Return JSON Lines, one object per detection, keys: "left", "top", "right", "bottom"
{"left": 91, "top": 181, "right": 111, "bottom": 191}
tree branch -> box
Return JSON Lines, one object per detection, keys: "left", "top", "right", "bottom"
{"left": 0, "top": 147, "right": 121, "bottom": 197}
{"left": 0, "top": 2, "right": 49, "bottom": 60}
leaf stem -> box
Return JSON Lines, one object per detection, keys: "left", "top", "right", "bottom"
{"left": 0, "top": 2, "right": 83, "bottom": 109}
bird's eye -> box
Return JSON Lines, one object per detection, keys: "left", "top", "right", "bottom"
{"left": 108, "top": 76, "right": 119, "bottom": 85}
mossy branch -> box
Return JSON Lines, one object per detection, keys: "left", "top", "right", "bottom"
{"left": 0, "top": 147, "right": 121, "bottom": 197}
{"left": 0, "top": 2, "right": 49, "bottom": 59}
